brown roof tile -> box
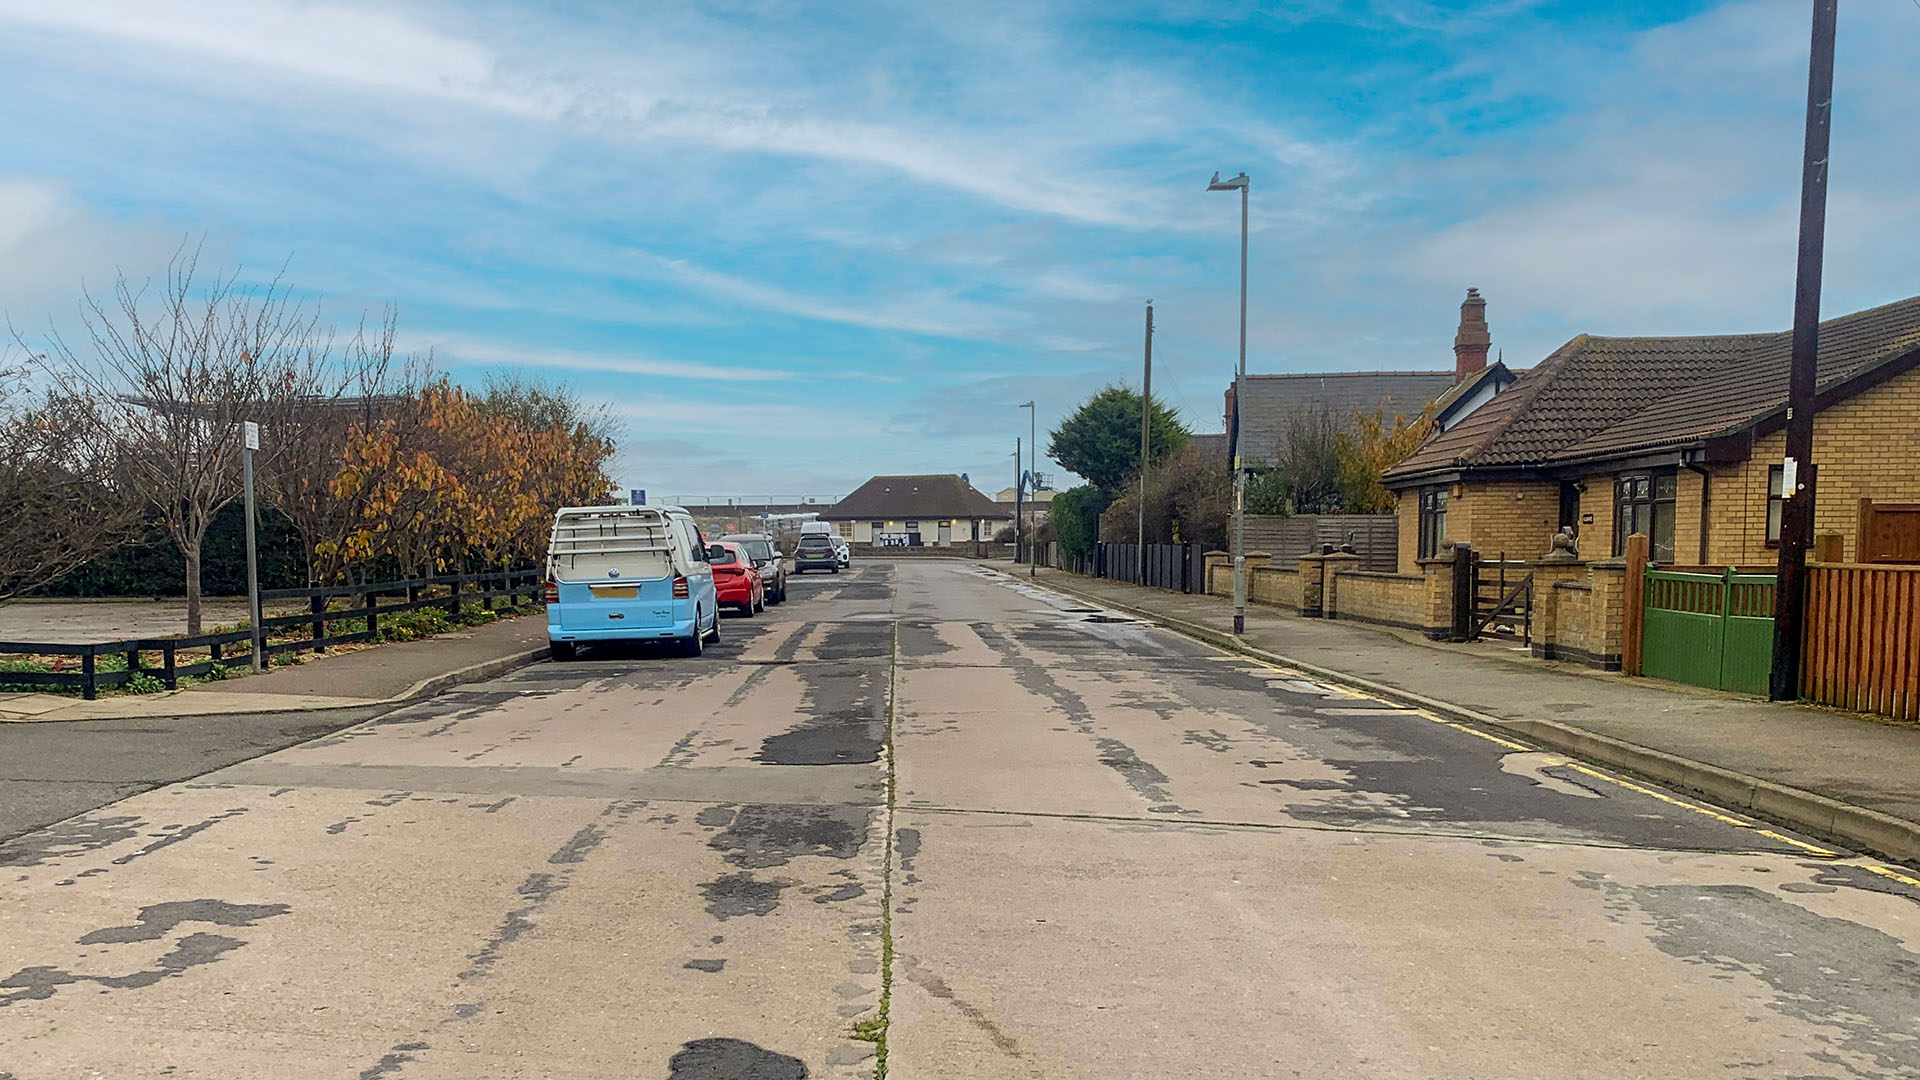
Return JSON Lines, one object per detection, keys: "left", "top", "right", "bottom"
{"left": 1384, "top": 295, "right": 1920, "bottom": 483}
{"left": 1236, "top": 371, "right": 1456, "bottom": 466}
{"left": 821, "top": 475, "right": 1009, "bottom": 521}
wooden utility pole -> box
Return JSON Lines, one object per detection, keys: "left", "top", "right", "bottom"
{"left": 1769, "top": 0, "right": 1839, "bottom": 702}
{"left": 1138, "top": 302, "right": 1153, "bottom": 582}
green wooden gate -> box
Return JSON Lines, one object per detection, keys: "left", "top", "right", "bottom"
{"left": 1642, "top": 568, "right": 1776, "bottom": 695}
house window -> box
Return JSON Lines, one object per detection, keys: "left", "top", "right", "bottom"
{"left": 1613, "top": 471, "right": 1677, "bottom": 563}
{"left": 1766, "top": 466, "right": 1785, "bottom": 546}
{"left": 871, "top": 521, "right": 884, "bottom": 532}
{"left": 905, "top": 520, "right": 920, "bottom": 532}
{"left": 1417, "top": 487, "right": 1448, "bottom": 560}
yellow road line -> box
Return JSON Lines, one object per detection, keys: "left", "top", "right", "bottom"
{"left": 1210, "top": 637, "right": 1849, "bottom": 859}
{"left": 1035, "top": 579, "right": 1920, "bottom": 891}
{"left": 1860, "top": 862, "right": 1920, "bottom": 889}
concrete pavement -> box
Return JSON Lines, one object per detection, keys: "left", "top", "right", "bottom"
{"left": 0, "top": 616, "right": 550, "bottom": 844}
{"left": 1, "top": 562, "right": 1918, "bottom": 1077}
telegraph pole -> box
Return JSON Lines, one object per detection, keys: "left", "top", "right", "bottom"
{"left": 1138, "top": 301, "right": 1153, "bottom": 581}
{"left": 1769, "top": 0, "right": 1838, "bottom": 702}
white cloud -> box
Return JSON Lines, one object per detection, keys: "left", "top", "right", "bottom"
{"left": 0, "top": 0, "right": 1338, "bottom": 231}
{"left": 0, "top": 176, "right": 185, "bottom": 333}
{"left": 0, "top": 0, "right": 555, "bottom": 117}
{"left": 415, "top": 335, "right": 792, "bottom": 383}
{"left": 624, "top": 250, "right": 1006, "bottom": 339}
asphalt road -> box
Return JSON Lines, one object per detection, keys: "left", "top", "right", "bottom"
{"left": 2, "top": 560, "right": 1918, "bottom": 1078}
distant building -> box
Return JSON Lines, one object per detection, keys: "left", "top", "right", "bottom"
{"left": 822, "top": 475, "right": 1010, "bottom": 547}
{"left": 995, "top": 484, "right": 1056, "bottom": 518}
{"left": 1226, "top": 289, "right": 1516, "bottom": 466}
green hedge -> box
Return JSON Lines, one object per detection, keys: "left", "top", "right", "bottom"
{"left": 34, "top": 503, "right": 307, "bottom": 598}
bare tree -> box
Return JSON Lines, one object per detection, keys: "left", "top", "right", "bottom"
{"left": 263, "top": 311, "right": 432, "bottom": 584}
{"left": 0, "top": 364, "right": 143, "bottom": 602}
{"left": 29, "top": 245, "right": 337, "bottom": 633}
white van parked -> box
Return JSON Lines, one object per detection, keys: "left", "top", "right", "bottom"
{"left": 544, "top": 505, "right": 721, "bottom": 659}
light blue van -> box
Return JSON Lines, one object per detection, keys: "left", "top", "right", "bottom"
{"left": 544, "top": 505, "right": 720, "bottom": 660}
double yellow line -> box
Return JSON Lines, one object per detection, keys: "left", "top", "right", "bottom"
{"left": 1225, "top": 650, "right": 1920, "bottom": 890}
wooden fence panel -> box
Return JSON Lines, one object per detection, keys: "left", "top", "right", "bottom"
{"left": 1804, "top": 563, "right": 1920, "bottom": 721}
{"left": 1242, "top": 515, "right": 1399, "bottom": 572}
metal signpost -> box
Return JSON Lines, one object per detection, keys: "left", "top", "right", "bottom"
{"left": 242, "top": 420, "right": 264, "bottom": 673}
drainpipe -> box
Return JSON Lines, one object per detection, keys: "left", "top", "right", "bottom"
{"left": 1684, "top": 462, "right": 1712, "bottom": 566}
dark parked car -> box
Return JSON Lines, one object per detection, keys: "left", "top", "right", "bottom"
{"left": 793, "top": 533, "right": 839, "bottom": 573}
{"left": 721, "top": 532, "right": 787, "bottom": 603}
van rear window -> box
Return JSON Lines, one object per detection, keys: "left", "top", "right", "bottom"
{"left": 552, "top": 550, "right": 672, "bottom": 582}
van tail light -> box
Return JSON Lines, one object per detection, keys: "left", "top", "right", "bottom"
{"left": 543, "top": 579, "right": 559, "bottom": 604}
{"left": 672, "top": 576, "right": 690, "bottom": 599}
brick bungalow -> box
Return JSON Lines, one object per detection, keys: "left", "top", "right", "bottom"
{"left": 1381, "top": 295, "right": 1920, "bottom": 571}
{"left": 821, "top": 474, "right": 1009, "bottom": 548}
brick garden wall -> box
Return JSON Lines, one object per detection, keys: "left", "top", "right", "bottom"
{"left": 1248, "top": 565, "right": 1302, "bottom": 609}
{"left": 1327, "top": 571, "right": 1435, "bottom": 635}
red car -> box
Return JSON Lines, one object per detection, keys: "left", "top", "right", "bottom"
{"left": 709, "top": 540, "right": 766, "bottom": 615}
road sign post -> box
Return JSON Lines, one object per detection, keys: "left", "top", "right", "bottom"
{"left": 243, "top": 420, "right": 263, "bottom": 673}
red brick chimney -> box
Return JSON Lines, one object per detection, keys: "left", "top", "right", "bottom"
{"left": 1223, "top": 384, "right": 1236, "bottom": 433}
{"left": 1453, "top": 288, "right": 1490, "bottom": 383}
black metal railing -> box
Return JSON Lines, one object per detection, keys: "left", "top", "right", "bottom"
{"left": 1058, "top": 542, "right": 1205, "bottom": 594}
{"left": 0, "top": 570, "right": 540, "bottom": 700}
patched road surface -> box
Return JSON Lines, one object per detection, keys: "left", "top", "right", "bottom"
{"left": 4, "top": 561, "right": 1919, "bottom": 1078}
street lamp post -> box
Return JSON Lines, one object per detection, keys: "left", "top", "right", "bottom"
{"left": 1019, "top": 400, "right": 1036, "bottom": 574}
{"left": 1208, "top": 170, "right": 1250, "bottom": 635}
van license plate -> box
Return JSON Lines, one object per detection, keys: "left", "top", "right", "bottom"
{"left": 591, "top": 586, "right": 639, "bottom": 599}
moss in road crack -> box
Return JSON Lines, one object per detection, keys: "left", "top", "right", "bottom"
{"left": 851, "top": 621, "right": 900, "bottom": 1077}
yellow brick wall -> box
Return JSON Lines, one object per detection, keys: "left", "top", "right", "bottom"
{"left": 1574, "top": 477, "right": 1613, "bottom": 558}
{"left": 1547, "top": 581, "right": 1591, "bottom": 656}
{"left": 1450, "top": 480, "right": 1560, "bottom": 561}
{"left": 1587, "top": 564, "right": 1626, "bottom": 667}
{"left": 1720, "top": 378, "right": 1920, "bottom": 562}
{"left": 1248, "top": 566, "right": 1301, "bottom": 609}
{"left": 1329, "top": 571, "right": 1434, "bottom": 632}
{"left": 1393, "top": 480, "right": 1558, "bottom": 569}
{"left": 1396, "top": 491, "right": 1422, "bottom": 574}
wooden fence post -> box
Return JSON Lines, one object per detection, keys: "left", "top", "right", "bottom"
{"left": 1450, "top": 543, "right": 1474, "bottom": 641}
{"left": 450, "top": 574, "right": 464, "bottom": 618}
{"left": 82, "top": 649, "right": 97, "bottom": 701}
{"left": 1858, "top": 497, "right": 1874, "bottom": 563}
{"left": 365, "top": 590, "right": 380, "bottom": 640}
{"left": 311, "top": 594, "right": 327, "bottom": 653}
{"left": 1622, "top": 533, "right": 1649, "bottom": 676}
{"left": 162, "top": 641, "right": 177, "bottom": 690}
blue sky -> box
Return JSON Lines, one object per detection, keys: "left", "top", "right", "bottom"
{"left": 1, "top": 0, "right": 1915, "bottom": 499}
